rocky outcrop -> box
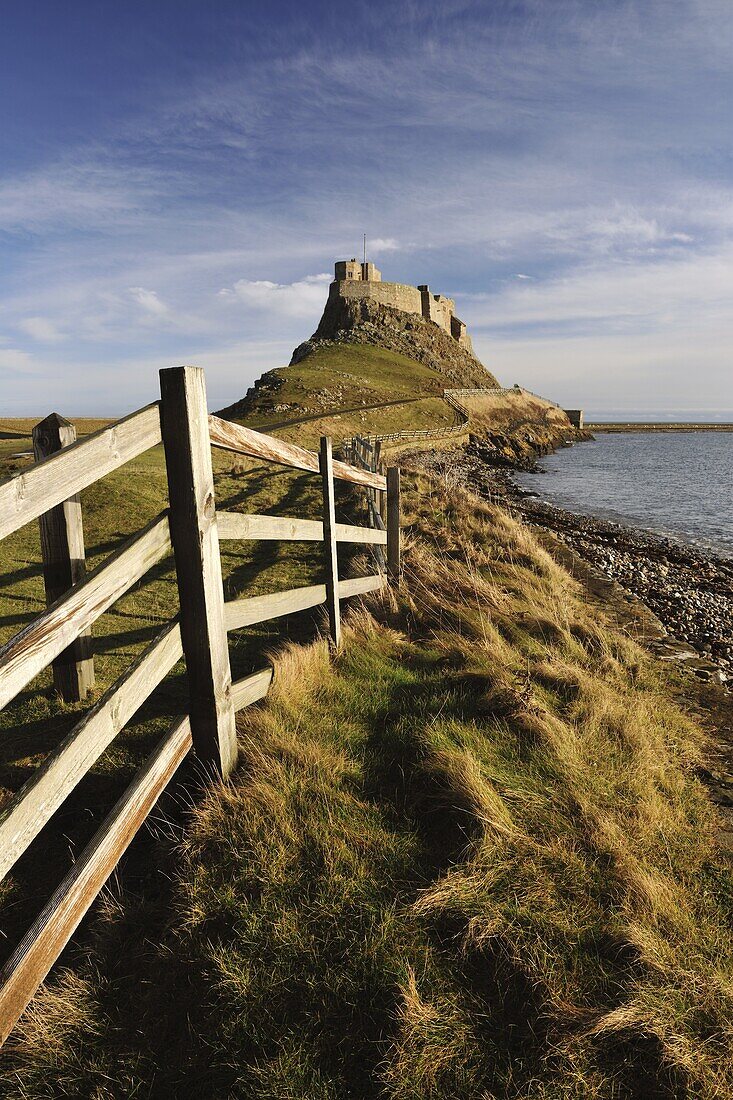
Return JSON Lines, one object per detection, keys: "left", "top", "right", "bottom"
{"left": 216, "top": 370, "right": 285, "bottom": 421}
{"left": 291, "top": 295, "right": 498, "bottom": 389}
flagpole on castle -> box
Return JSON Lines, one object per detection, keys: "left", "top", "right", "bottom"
{"left": 363, "top": 232, "right": 366, "bottom": 265}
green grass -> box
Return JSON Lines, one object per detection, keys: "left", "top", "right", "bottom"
{"left": 0, "top": 341, "right": 467, "bottom": 958}
{"left": 3, "top": 466, "right": 733, "bottom": 1098}
{"left": 0, "top": 420, "right": 368, "bottom": 957}
{"left": 224, "top": 344, "right": 466, "bottom": 447}
{"left": 2, "top": 351, "right": 730, "bottom": 1097}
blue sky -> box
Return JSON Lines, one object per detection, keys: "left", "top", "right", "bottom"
{"left": 2, "top": 0, "right": 733, "bottom": 417}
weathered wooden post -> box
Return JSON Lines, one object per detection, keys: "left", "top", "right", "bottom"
{"left": 387, "top": 466, "right": 401, "bottom": 582}
{"left": 319, "top": 436, "right": 341, "bottom": 647}
{"left": 159, "top": 366, "right": 237, "bottom": 779}
{"left": 32, "top": 414, "right": 95, "bottom": 702}
{"left": 373, "top": 440, "right": 386, "bottom": 525}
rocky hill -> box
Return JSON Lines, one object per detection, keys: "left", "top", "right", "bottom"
{"left": 292, "top": 294, "right": 498, "bottom": 389}
{"left": 215, "top": 270, "right": 585, "bottom": 465}
{"left": 217, "top": 293, "right": 499, "bottom": 431}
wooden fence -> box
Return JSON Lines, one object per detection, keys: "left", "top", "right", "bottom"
{"left": 0, "top": 365, "right": 401, "bottom": 1046}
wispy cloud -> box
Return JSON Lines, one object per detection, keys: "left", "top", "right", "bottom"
{"left": 17, "top": 316, "right": 65, "bottom": 342}
{"left": 2, "top": 0, "right": 733, "bottom": 413}
{"left": 0, "top": 348, "right": 39, "bottom": 376}
{"left": 129, "top": 287, "right": 169, "bottom": 317}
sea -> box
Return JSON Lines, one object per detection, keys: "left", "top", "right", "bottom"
{"left": 515, "top": 430, "right": 733, "bottom": 558}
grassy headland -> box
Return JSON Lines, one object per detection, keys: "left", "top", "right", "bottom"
{"left": 1, "top": 341, "right": 730, "bottom": 1096}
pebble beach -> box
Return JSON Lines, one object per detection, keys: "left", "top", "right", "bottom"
{"left": 414, "top": 443, "right": 733, "bottom": 688}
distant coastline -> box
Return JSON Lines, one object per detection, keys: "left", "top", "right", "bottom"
{"left": 588, "top": 422, "right": 733, "bottom": 432}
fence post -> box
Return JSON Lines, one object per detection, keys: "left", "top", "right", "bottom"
{"left": 159, "top": 366, "right": 237, "bottom": 779}
{"left": 319, "top": 436, "right": 341, "bottom": 647}
{"left": 32, "top": 414, "right": 95, "bottom": 702}
{"left": 387, "top": 466, "right": 401, "bottom": 582}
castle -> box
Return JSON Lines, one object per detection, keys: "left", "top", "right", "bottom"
{"left": 329, "top": 260, "right": 474, "bottom": 353}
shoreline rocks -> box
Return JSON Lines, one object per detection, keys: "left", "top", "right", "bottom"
{"left": 412, "top": 445, "right": 733, "bottom": 688}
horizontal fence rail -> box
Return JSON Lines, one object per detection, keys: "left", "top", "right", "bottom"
{"left": 0, "top": 620, "right": 183, "bottom": 884}
{"left": 0, "top": 364, "right": 402, "bottom": 1046}
{"left": 0, "top": 715, "right": 193, "bottom": 1047}
{"left": 217, "top": 511, "right": 387, "bottom": 545}
{"left": 231, "top": 668, "right": 273, "bottom": 712}
{"left": 209, "top": 413, "right": 386, "bottom": 490}
{"left": 0, "top": 512, "right": 171, "bottom": 712}
{"left": 0, "top": 404, "right": 162, "bottom": 542}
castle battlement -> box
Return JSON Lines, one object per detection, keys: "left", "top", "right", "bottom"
{"left": 330, "top": 260, "right": 473, "bottom": 353}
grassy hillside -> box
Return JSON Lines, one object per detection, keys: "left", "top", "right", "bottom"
{"left": 0, "top": 347, "right": 542, "bottom": 957}
{"left": 457, "top": 388, "right": 570, "bottom": 436}
{"left": 0, "top": 420, "right": 365, "bottom": 957}
{"left": 2, "top": 464, "right": 733, "bottom": 1098}
{"left": 217, "top": 344, "right": 466, "bottom": 447}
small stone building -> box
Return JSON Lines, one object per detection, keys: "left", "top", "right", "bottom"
{"left": 330, "top": 260, "right": 474, "bottom": 352}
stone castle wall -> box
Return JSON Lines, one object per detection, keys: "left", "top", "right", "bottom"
{"left": 333, "top": 278, "right": 424, "bottom": 318}
{"left": 330, "top": 261, "right": 474, "bottom": 353}
{"left": 419, "top": 286, "right": 455, "bottom": 333}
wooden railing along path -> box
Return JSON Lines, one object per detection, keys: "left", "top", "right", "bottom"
{"left": 0, "top": 366, "right": 401, "bottom": 1045}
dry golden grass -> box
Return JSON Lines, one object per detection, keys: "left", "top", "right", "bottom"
{"left": 2, "top": 467, "right": 732, "bottom": 1098}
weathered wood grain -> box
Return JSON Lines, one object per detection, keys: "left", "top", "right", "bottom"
{"left": 231, "top": 667, "right": 273, "bottom": 711}
{"left": 337, "top": 522, "right": 386, "bottom": 545}
{"left": 0, "top": 513, "right": 171, "bottom": 712}
{"left": 0, "top": 621, "right": 182, "bottom": 884}
{"left": 225, "top": 584, "right": 327, "bottom": 633}
{"left": 338, "top": 574, "right": 387, "bottom": 599}
{"left": 159, "top": 367, "right": 237, "bottom": 779}
{"left": 0, "top": 715, "right": 192, "bottom": 1048}
{"left": 216, "top": 511, "right": 386, "bottom": 545}
{"left": 368, "top": 500, "right": 386, "bottom": 532}
{"left": 0, "top": 403, "right": 161, "bottom": 542}
{"left": 208, "top": 414, "right": 386, "bottom": 490}
{"left": 217, "top": 512, "right": 322, "bottom": 541}
{"left": 387, "top": 466, "right": 401, "bottom": 581}
{"left": 32, "top": 414, "right": 95, "bottom": 702}
{"left": 224, "top": 575, "right": 387, "bottom": 634}
{"left": 320, "top": 437, "right": 341, "bottom": 647}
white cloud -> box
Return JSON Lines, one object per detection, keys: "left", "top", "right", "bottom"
{"left": 368, "top": 238, "right": 400, "bottom": 253}
{"left": 463, "top": 246, "right": 733, "bottom": 331}
{"left": 0, "top": 348, "right": 38, "bottom": 375}
{"left": 128, "top": 287, "right": 169, "bottom": 317}
{"left": 0, "top": 162, "right": 163, "bottom": 233}
{"left": 464, "top": 244, "right": 733, "bottom": 411}
{"left": 220, "top": 274, "right": 332, "bottom": 319}
{"left": 18, "top": 316, "right": 65, "bottom": 342}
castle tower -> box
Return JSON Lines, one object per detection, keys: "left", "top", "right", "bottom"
{"left": 334, "top": 259, "right": 363, "bottom": 281}
{"left": 361, "top": 262, "right": 381, "bottom": 281}
{"left": 330, "top": 261, "right": 472, "bottom": 352}
{"left": 334, "top": 259, "right": 382, "bottom": 282}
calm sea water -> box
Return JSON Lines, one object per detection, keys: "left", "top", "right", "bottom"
{"left": 516, "top": 432, "right": 733, "bottom": 557}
